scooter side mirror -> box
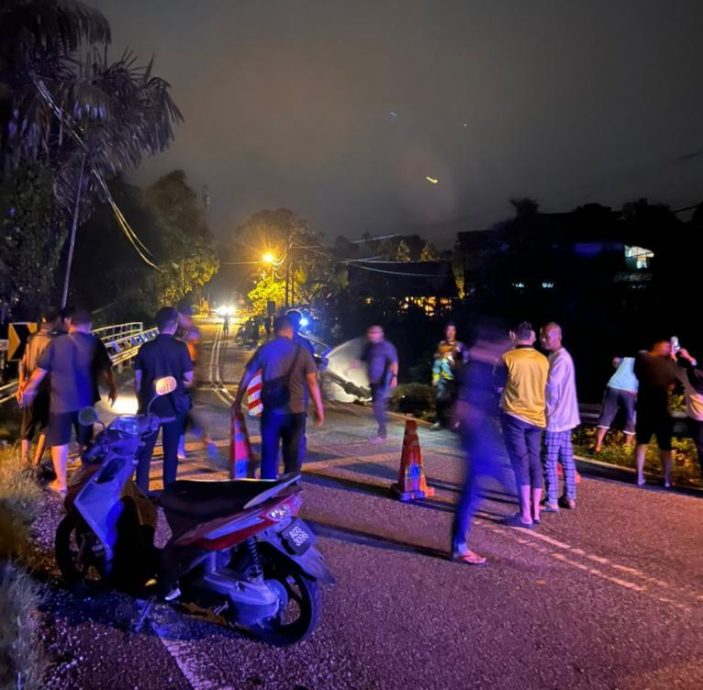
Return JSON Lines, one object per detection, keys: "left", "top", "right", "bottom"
{"left": 154, "top": 376, "right": 178, "bottom": 396}
{"left": 78, "top": 406, "right": 99, "bottom": 427}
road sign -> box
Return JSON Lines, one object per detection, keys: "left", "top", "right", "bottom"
{"left": 8, "top": 322, "right": 38, "bottom": 361}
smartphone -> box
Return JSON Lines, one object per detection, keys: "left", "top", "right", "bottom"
{"left": 670, "top": 336, "right": 681, "bottom": 354}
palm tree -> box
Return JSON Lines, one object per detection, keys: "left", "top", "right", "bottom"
{"left": 1, "top": 1, "right": 182, "bottom": 306}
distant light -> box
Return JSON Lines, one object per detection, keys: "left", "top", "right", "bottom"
{"left": 426, "top": 176, "right": 439, "bottom": 185}
{"left": 299, "top": 316, "right": 310, "bottom": 328}
{"left": 512, "top": 281, "right": 526, "bottom": 289}
{"left": 262, "top": 252, "right": 275, "bottom": 264}
{"left": 542, "top": 281, "right": 554, "bottom": 289}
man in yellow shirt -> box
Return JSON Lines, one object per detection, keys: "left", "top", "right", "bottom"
{"left": 500, "top": 322, "right": 549, "bottom": 527}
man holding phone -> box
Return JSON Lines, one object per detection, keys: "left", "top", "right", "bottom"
{"left": 633, "top": 337, "right": 679, "bottom": 488}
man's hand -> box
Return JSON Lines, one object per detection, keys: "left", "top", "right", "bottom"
{"left": 390, "top": 376, "right": 398, "bottom": 390}
{"left": 314, "top": 407, "right": 325, "bottom": 427}
{"left": 108, "top": 386, "right": 117, "bottom": 406}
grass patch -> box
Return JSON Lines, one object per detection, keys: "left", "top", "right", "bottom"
{"left": 573, "top": 426, "right": 702, "bottom": 487}
{"left": 390, "top": 383, "right": 436, "bottom": 422}
{"left": 0, "top": 447, "right": 47, "bottom": 690}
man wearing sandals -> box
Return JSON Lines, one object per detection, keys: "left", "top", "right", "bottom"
{"left": 451, "top": 324, "right": 512, "bottom": 565}
{"left": 499, "top": 322, "right": 549, "bottom": 528}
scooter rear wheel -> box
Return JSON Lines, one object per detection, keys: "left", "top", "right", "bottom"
{"left": 55, "top": 514, "right": 106, "bottom": 585}
{"left": 251, "top": 555, "right": 321, "bottom": 646}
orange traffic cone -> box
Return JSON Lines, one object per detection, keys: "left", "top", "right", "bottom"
{"left": 392, "top": 420, "right": 435, "bottom": 501}
{"left": 230, "top": 410, "right": 256, "bottom": 479}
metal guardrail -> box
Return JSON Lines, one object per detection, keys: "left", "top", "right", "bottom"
{"left": 0, "top": 323, "right": 158, "bottom": 406}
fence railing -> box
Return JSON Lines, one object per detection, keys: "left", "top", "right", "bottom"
{"left": 0, "top": 323, "right": 157, "bottom": 406}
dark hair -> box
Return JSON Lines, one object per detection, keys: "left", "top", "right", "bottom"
{"left": 444, "top": 321, "right": 457, "bottom": 333}
{"left": 156, "top": 306, "right": 179, "bottom": 332}
{"left": 286, "top": 309, "right": 302, "bottom": 329}
{"left": 512, "top": 321, "right": 534, "bottom": 340}
{"left": 176, "top": 299, "right": 194, "bottom": 316}
{"left": 39, "top": 306, "right": 59, "bottom": 324}
{"left": 274, "top": 315, "right": 294, "bottom": 333}
{"left": 648, "top": 335, "right": 671, "bottom": 350}
{"left": 70, "top": 309, "right": 92, "bottom": 326}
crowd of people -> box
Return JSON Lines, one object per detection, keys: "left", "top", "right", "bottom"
{"left": 15, "top": 302, "right": 703, "bottom": 569}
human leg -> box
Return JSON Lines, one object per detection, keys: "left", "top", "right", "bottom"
{"left": 595, "top": 387, "right": 618, "bottom": 451}
{"left": 543, "top": 431, "right": 560, "bottom": 507}
{"left": 281, "top": 413, "right": 306, "bottom": 475}
{"left": 46, "top": 412, "right": 74, "bottom": 493}
{"left": 136, "top": 429, "right": 159, "bottom": 494}
{"left": 525, "top": 425, "right": 544, "bottom": 521}
{"left": 688, "top": 419, "right": 703, "bottom": 477}
{"left": 500, "top": 414, "right": 532, "bottom": 523}
{"left": 371, "top": 385, "right": 388, "bottom": 438}
{"left": 560, "top": 430, "right": 577, "bottom": 502}
{"left": 260, "top": 411, "right": 283, "bottom": 479}
{"left": 162, "top": 416, "right": 185, "bottom": 488}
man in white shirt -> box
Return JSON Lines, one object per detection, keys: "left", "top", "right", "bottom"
{"left": 540, "top": 323, "right": 580, "bottom": 512}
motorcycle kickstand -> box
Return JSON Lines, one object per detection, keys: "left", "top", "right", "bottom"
{"left": 134, "top": 596, "right": 156, "bottom": 632}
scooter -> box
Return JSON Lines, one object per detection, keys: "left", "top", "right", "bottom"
{"left": 54, "top": 377, "right": 334, "bottom": 646}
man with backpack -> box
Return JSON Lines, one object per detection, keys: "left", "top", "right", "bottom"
{"left": 234, "top": 315, "right": 324, "bottom": 479}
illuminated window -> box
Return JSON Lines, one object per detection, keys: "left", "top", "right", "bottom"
{"left": 512, "top": 281, "right": 526, "bottom": 289}
{"left": 541, "top": 281, "right": 554, "bottom": 289}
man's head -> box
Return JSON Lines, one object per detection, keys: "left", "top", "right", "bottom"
{"left": 649, "top": 337, "right": 672, "bottom": 358}
{"left": 444, "top": 322, "right": 457, "bottom": 342}
{"left": 38, "top": 306, "right": 60, "bottom": 331}
{"left": 540, "top": 322, "right": 563, "bottom": 353}
{"left": 68, "top": 309, "right": 92, "bottom": 333}
{"left": 367, "top": 325, "right": 384, "bottom": 344}
{"left": 274, "top": 314, "right": 295, "bottom": 339}
{"left": 156, "top": 306, "right": 179, "bottom": 334}
{"left": 286, "top": 309, "right": 302, "bottom": 333}
{"left": 509, "top": 321, "right": 536, "bottom": 346}
{"left": 176, "top": 300, "right": 194, "bottom": 327}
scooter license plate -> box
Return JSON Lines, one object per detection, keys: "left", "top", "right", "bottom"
{"left": 281, "top": 520, "right": 315, "bottom": 555}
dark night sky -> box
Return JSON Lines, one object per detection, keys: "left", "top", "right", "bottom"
{"left": 92, "top": 0, "right": 703, "bottom": 245}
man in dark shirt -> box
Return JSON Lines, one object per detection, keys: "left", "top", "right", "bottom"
{"left": 234, "top": 315, "right": 324, "bottom": 479}
{"left": 20, "top": 309, "right": 116, "bottom": 494}
{"left": 17, "top": 307, "right": 60, "bottom": 466}
{"left": 360, "top": 325, "right": 399, "bottom": 442}
{"left": 451, "top": 326, "right": 511, "bottom": 565}
{"left": 633, "top": 338, "right": 678, "bottom": 487}
{"left": 135, "top": 307, "right": 194, "bottom": 493}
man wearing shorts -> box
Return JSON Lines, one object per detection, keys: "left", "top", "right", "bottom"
{"left": 21, "top": 310, "right": 116, "bottom": 494}
{"left": 17, "top": 308, "right": 60, "bottom": 466}
{"left": 633, "top": 338, "right": 678, "bottom": 488}
{"left": 594, "top": 356, "right": 638, "bottom": 452}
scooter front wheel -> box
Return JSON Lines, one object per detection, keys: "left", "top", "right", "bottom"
{"left": 250, "top": 555, "right": 321, "bottom": 646}
{"left": 55, "top": 514, "right": 106, "bottom": 585}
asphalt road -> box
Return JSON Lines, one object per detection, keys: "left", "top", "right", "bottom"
{"left": 38, "top": 322, "right": 703, "bottom": 690}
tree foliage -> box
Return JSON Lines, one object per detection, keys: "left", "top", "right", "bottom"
{"left": 0, "top": 165, "right": 66, "bottom": 316}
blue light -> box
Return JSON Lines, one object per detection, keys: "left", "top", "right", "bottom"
{"left": 299, "top": 317, "right": 310, "bottom": 328}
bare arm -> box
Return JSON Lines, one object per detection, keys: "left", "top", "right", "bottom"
{"left": 18, "top": 368, "right": 48, "bottom": 405}
{"left": 184, "top": 371, "right": 194, "bottom": 388}
{"left": 306, "top": 372, "right": 325, "bottom": 425}
{"left": 389, "top": 360, "right": 399, "bottom": 389}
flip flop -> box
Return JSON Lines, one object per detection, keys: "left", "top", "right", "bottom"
{"left": 504, "top": 514, "right": 534, "bottom": 529}
{"left": 452, "top": 551, "right": 487, "bottom": 566}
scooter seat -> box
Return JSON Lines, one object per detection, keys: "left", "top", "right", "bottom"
{"left": 158, "top": 478, "right": 290, "bottom": 521}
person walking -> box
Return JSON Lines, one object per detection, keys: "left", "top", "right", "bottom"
{"left": 16, "top": 307, "right": 61, "bottom": 466}
{"left": 675, "top": 348, "right": 703, "bottom": 478}
{"left": 540, "top": 323, "right": 580, "bottom": 512}
{"left": 633, "top": 337, "right": 678, "bottom": 488}
{"left": 223, "top": 314, "right": 230, "bottom": 337}
{"left": 176, "top": 300, "right": 217, "bottom": 460}
{"left": 451, "top": 324, "right": 512, "bottom": 565}
{"left": 134, "top": 307, "right": 194, "bottom": 494}
{"left": 499, "top": 322, "right": 549, "bottom": 527}
{"left": 234, "top": 315, "right": 324, "bottom": 479}
{"left": 431, "top": 322, "right": 465, "bottom": 430}
{"left": 19, "top": 309, "right": 116, "bottom": 495}
{"left": 360, "top": 325, "right": 399, "bottom": 442}
{"left": 594, "top": 356, "right": 638, "bottom": 452}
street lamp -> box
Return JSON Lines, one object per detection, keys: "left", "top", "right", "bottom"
{"left": 262, "top": 252, "right": 275, "bottom": 265}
